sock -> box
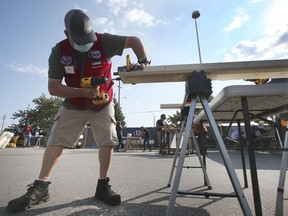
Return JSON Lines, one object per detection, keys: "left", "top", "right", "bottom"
{"left": 37, "top": 179, "right": 49, "bottom": 182}
{"left": 98, "top": 177, "right": 107, "bottom": 180}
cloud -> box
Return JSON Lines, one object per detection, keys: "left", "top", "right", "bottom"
{"left": 223, "top": 35, "right": 288, "bottom": 61}
{"left": 93, "top": 0, "right": 103, "bottom": 3}
{"left": 261, "top": 0, "right": 288, "bottom": 37}
{"left": 224, "top": 9, "right": 249, "bottom": 32}
{"left": 250, "top": 0, "right": 263, "bottom": 3}
{"left": 124, "top": 8, "right": 155, "bottom": 27}
{"left": 107, "top": 0, "right": 128, "bottom": 16}
{"left": 92, "top": 17, "right": 124, "bottom": 34}
{"left": 93, "top": 17, "right": 114, "bottom": 27}
{"left": 275, "top": 31, "right": 288, "bottom": 46}
{"left": 223, "top": 0, "right": 288, "bottom": 61}
{"left": 6, "top": 63, "right": 47, "bottom": 76}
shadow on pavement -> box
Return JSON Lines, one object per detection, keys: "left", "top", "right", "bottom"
{"left": 0, "top": 187, "right": 212, "bottom": 216}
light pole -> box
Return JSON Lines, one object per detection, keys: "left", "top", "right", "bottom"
{"left": 0, "top": 114, "right": 6, "bottom": 134}
{"left": 192, "top": 10, "right": 202, "bottom": 64}
{"left": 117, "top": 80, "right": 121, "bottom": 105}
{"left": 149, "top": 111, "right": 155, "bottom": 127}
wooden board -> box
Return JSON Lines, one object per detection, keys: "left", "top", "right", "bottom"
{"left": 117, "top": 59, "right": 288, "bottom": 84}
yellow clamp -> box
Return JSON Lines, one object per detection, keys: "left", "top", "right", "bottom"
{"left": 126, "top": 54, "right": 131, "bottom": 72}
{"left": 254, "top": 79, "right": 269, "bottom": 85}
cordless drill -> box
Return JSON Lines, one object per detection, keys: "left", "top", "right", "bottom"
{"left": 81, "top": 77, "right": 110, "bottom": 106}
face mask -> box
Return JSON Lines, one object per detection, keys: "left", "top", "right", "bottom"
{"left": 73, "top": 42, "right": 94, "bottom": 52}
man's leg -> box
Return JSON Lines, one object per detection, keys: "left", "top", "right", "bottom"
{"left": 143, "top": 139, "right": 146, "bottom": 150}
{"left": 157, "top": 131, "right": 161, "bottom": 152}
{"left": 7, "top": 106, "right": 87, "bottom": 213}
{"left": 89, "top": 103, "right": 121, "bottom": 206}
{"left": 28, "top": 134, "right": 32, "bottom": 147}
{"left": 98, "top": 146, "right": 113, "bottom": 178}
{"left": 147, "top": 139, "right": 152, "bottom": 151}
{"left": 7, "top": 145, "right": 63, "bottom": 212}
{"left": 23, "top": 135, "right": 27, "bottom": 148}
{"left": 95, "top": 146, "right": 121, "bottom": 206}
{"left": 38, "top": 145, "right": 64, "bottom": 180}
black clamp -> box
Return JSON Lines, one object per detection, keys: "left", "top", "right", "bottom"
{"left": 185, "top": 70, "right": 212, "bottom": 99}
{"left": 138, "top": 57, "right": 151, "bottom": 65}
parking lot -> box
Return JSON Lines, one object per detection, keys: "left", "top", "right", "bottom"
{"left": 0, "top": 148, "right": 287, "bottom": 215}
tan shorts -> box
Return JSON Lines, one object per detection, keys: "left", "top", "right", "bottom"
{"left": 47, "top": 103, "right": 118, "bottom": 148}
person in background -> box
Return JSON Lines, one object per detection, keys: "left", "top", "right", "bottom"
{"left": 140, "top": 126, "right": 152, "bottom": 151}
{"left": 33, "top": 126, "right": 42, "bottom": 138}
{"left": 33, "top": 126, "right": 43, "bottom": 147}
{"left": 13, "top": 125, "right": 21, "bottom": 136}
{"left": 230, "top": 130, "right": 239, "bottom": 140}
{"left": 11, "top": 125, "right": 21, "bottom": 147}
{"left": 7, "top": 9, "right": 150, "bottom": 213}
{"left": 156, "top": 114, "right": 168, "bottom": 153}
{"left": 23, "top": 123, "right": 33, "bottom": 148}
{"left": 116, "top": 121, "right": 124, "bottom": 151}
{"left": 193, "top": 123, "right": 208, "bottom": 155}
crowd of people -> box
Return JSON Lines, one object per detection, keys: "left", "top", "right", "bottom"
{"left": 12, "top": 124, "right": 42, "bottom": 148}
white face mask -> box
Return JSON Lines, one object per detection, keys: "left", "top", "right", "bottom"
{"left": 73, "top": 42, "right": 94, "bottom": 52}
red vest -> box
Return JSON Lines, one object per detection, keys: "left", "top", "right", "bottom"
{"left": 59, "top": 33, "right": 113, "bottom": 110}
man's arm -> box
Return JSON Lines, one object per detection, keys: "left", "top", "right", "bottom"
{"left": 48, "top": 78, "right": 99, "bottom": 99}
{"left": 124, "top": 36, "right": 150, "bottom": 66}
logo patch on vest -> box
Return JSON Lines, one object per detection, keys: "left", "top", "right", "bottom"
{"left": 60, "top": 56, "right": 72, "bottom": 65}
{"left": 88, "top": 50, "right": 102, "bottom": 68}
{"left": 64, "top": 66, "right": 75, "bottom": 74}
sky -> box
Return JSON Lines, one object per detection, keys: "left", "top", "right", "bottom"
{"left": 0, "top": 0, "right": 288, "bottom": 130}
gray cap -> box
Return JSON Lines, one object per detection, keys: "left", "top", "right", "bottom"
{"left": 64, "top": 9, "right": 97, "bottom": 45}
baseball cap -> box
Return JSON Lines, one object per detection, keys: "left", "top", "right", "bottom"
{"left": 64, "top": 9, "right": 97, "bottom": 45}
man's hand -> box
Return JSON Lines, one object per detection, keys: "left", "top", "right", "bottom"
{"left": 130, "top": 61, "right": 150, "bottom": 71}
{"left": 124, "top": 36, "right": 150, "bottom": 70}
{"left": 84, "top": 86, "right": 100, "bottom": 99}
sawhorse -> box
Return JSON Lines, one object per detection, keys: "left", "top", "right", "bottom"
{"left": 167, "top": 116, "right": 212, "bottom": 189}
{"left": 166, "top": 71, "right": 252, "bottom": 216}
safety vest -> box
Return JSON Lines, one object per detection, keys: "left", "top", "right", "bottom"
{"left": 59, "top": 33, "right": 113, "bottom": 110}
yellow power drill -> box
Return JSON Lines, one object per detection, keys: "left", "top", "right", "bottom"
{"left": 81, "top": 77, "right": 110, "bottom": 106}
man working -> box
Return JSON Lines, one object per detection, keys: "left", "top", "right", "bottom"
{"left": 7, "top": 9, "right": 150, "bottom": 212}
{"left": 116, "top": 121, "right": 124, "bottom": 151}
{"left": 156, "top": 114, "right": 168, "bottom": 153}
{"left": 140, "top": 126, "right": 152, "bottom": 151}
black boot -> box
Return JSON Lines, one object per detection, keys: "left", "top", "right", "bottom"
{"left": 95, "top": 177, "right": 121, "bottom": 206}
{"left": 7, "top": 180, "right": 51, "bottom": 212}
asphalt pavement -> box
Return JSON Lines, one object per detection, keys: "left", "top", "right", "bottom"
{"left": 0, "top": 147, "right": 287, "bottom": 216}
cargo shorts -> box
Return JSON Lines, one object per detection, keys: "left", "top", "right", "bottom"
{"left": 47, "top": 103, "right": 118, "bottom": 148}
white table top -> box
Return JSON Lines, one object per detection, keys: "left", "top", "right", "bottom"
{"left": 160, "top": 103, "right": 203, "bottom": 109}
{"left": 194, "top": 83, "right": 288, "bottom": 123}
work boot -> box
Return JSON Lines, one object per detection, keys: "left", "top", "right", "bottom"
{"left": 95, "top": 178, "right": 121, "bottom": 206}
{"left": 7, "top": 180, "right": 51, "bottom": 212}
